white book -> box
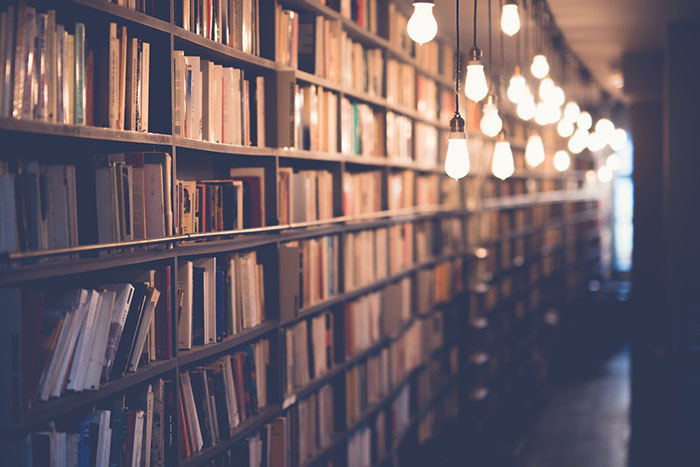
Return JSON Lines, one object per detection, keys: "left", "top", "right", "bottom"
{"left": 95, "top": 166, "right": 117, "bottom": 243}
{"left": 177, "top": 261, "right": 193, "bottom": 350}
{"left": 227, "top": 256, "right": 238, "bottom": 336}
{"left": 213, "top": 64, "right": 223, "bottom": 143}
{"left": 128, "top": 287, "right": 160, "bottom": 372}
{"left": 144, "top": 162, "right": 165, "bottom": 239}
{"left": 84, "top": 290, "right": 116, "bottom": 390}
{"left": 200, "top": 60, "right": 215, "bottom": 142}
{"left": 193, "top": 257, "right": 216, "bottom": 345}
{"left": 140, "top": 41, "right": 150, "bottom": 132}
{"left": 173, "top": 50, "right": 185, "bottom": 136}
{"left": 100, "top": 283, "right": 135, "bottom": 380}
{"left": 142, "top": 384, "right": 154, "bottom": 467}
{"left": 108, "top": 23, "right": 119, "bottom": 129}
{"left": 222, "top": 357, "right": 240, "bottom": 429}
{"left": 67, "top": 290, "right": 101, "bottom": 391}
{"left": 232, "top": 69, "right": 242, "bottom": 145}
{"left": 96, "top": 410, "right": 112, "bottom": 467}
{"left": 180, "top": 371, "right": 203, "bottom": 452}
{"left": 183, "top": 55, "right": 199, "bottom": 139}
{"left": 221, "top": 67, "right": 235, "bottom": 144}
{"left": 132, "top": 410, "right": 145, "bottom": 467}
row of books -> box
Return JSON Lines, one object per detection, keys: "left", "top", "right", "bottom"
{"left": 343, "top": 228, "right": 388, "bottom": 292}
{"left": 177, "top": 0, "right": 261, "bottom": 55}
{"left": 347, "top": 411, "right": 384, "bottom": 467}
{"left": 179, "top": 338, "right": 270, "bottom": 457}
{"left": 332, "top": 0, "right": 378, "bottom": 33}
{"left": 100, "top": 23, "right": 151, "bottom": 131}
{"left": 386, "top": 3, "right": 412, "bottom": 56}
{"left": 284, "top": 312, "right": 334, "bottom": 394}
{"left": 293, "top": 383, "right": 335, "bottom": 465}
{"left": 26, "top": 379, "right": 174, "bottom": 467}
{"left": 388, "top": 318, "right": 425, "bottom": 388}
{"left": 415, "top": 123, "right": 439, "bottom": 167}
{"left": 345, "top": 347, "right": 390, "bottom": 427}
{"left": 175, "top": 167, "right": 266, "bottom": 235}
{"left": 173, "top": 52, "right": 265, "bottom": 146}
{"left": 96, "top": 152, "right": 173, "bottom": 244}
{"left": 0, "top": 161, "right": 78, "bottom": 253}
{"left": 386, "top": 111, "right": 413, "bottom": 161}
{"left": 417, "top": 75, "right": 438, "bottom": 120}
{"left": 342, "top": 171, "right": 382, "bottom": 216}
{"left": 293, "top": 84, "right": 338, "bottom": 153}
{"left": 281, "top": 235, "right": 340, "bottom": 311}
{"left": 388, "top": 170, "right": 415, "bottom": 211}
{"left": 176, "top": 251, "right": 265, "bottom": 351}
{"left": 3, "top": 271, "right": 170, "bottom": 414}
{"left": 416, "top": 259, "right": 464, "bottom": 314}
{"left": 386, "top": 59, "right": 415, "bottom": 109}
{"left": 2, "top": 5, "right": 91, "bottom": 125}
{"left": 277, "top": 168, "right": 334, "bottom": 224}
{"left": 417, "top": 173, "right": 440, "bottom": 207}
{"left": 340, "top": 97, "right": 383, "bottom": 157}
{"left": 415, "top": 217, "right": 466, "bottom": 263}
{"left": 112, "top": 0, "right": 159, "bottom": 15}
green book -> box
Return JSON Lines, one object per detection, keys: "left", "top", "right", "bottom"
{"left": 74, "top": 22, "right": 85, "bottom": 125}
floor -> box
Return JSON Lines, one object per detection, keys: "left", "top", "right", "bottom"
{"left": 515, "top": 348, "right": 630, "bottom": 467}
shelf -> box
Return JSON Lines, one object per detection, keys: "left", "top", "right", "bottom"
{"left": 172, "top": 27, "right": 279, "bottom": 70}
{"left": 179, "top": 404, "right": 282, "bottom": 467}
{"left": 0, "top": 117, "right": 173, "bottom": 145}
{"left": 174, "top": 137, "right": 277, "bottom": 157}
{"left": 21, "top": 358, "right": 177, "bottom": 430}
{"left": 73, "top": 0, "right": 172, "bottom": 34}
{"left": 178, "top": 321, "right": 279, "bottom": 366}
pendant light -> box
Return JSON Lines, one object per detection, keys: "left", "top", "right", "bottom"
{"left": 407, "top": 1, "right": 438, "bottom": 45}
{"left": 501, "top": 0, "right": 520, "bottom": 36}
{"left": 531, "top": 54, "right": 549, "bottom": 79}
{"left": 525, "top": 133, "right": 546, "bottom": 168}
{"left": 465, "top": 0, "right": 489, "bottom": 102}
{"left": 517, "top": 93, "right": 536, "bottom": 120}
{"left": 563, "top": 101, "right": 580, "bottom": 123}
{"left": 577, "top": 111, "right": 592, "bottom": 130}
{"left": 480, "top": 0, "right": 502, "bottom": 137}
{"left": 568, "top": 128, "right": 589, "bottom": 154}
{"left": 595, "top": 118, "right": 615, "bottom": 141}
{"left": 507, "top": 67, "right": 527, "bottom": 103}
{"left": 557, "top": 119, "right": 574, "bottom": 137}
{"left": 445, "top": 0, "right": 470, "bottom": 180}
{"left": 609, "top": 128, "right": 627, "bottom": 151}
{"left": 553, "top": 150, "right": 571, "bottom": 171}
{"left": 492, "top": 130, "right": 515, "bottom": 180}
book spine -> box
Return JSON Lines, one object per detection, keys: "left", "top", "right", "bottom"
{"left": 74, "top": 22, "right": 86, "bottom": 125}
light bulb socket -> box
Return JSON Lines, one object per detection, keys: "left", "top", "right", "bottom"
{"left": 468, "top": 46, "right": 483, "bottom": 62}
{"left": 485, "top": 93, "right": 497, "bottom": 106}
{"left": 514, "top": 65, "right": 521, "bottom": 75}
{"left": 413, "top": 0, "right": 434, "bottom": 3}
{"left": 497, "top": 129, "right": 508, "bottom": 141}
{"left": 449, "top": 112, "right": 466, "bottom": 134}
{"left": 506, "top": 0, "right": 517, "bottom": 5}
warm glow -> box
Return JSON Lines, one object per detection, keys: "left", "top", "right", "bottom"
{"left": 531, "top": 54, "right": 549, "bottom": 79}
{"left": 563, "top": 102, "right": 580, "bottom": 123}
{"left": 585, "top": 169, "right": 597, "bottom": 184}
{"left": 609, "top": 128, "right": 627, "bottom": 151}
{"left": 539, "top": 77, "right": 555, "bottom": 101}
{"left": 587, "top": 131, "right": 606, "bottom": 152}
{"left": 597, "top": 165, "right": 613, "bottom": 182}
{"left": 516, "top": 95, "right": 536, "bottom": 121}
{"left": 553, "top": 150, "right": 571, "bottom": 172}
{"left": 534, "top": 101, "right": 549, "bottom": 125}
{"left": 557, "top": 119, "right": 574, "bottom": 138}
{"left": 544, "top": 102, "right": 562, "bottom": 124}
{"left": 492, "top": 140, "right": 515, "bottom": 180}
{"left": 551, "top": 86, "right": 565, "bottom": 107}
{"left": 501, "top": 3, "right": 520, "bottom": 36}
{"left": 465, "top": 61, "right": 489, "bottom": 102}
{"left": 595, "top": 118, "right": 615, "bottom": 141}
{"left": 480, "top": 100, "right": 503, "bottom": 137}
{"left": 444, "top": 134, "right": 470, "bottom": 179}
{"left": 606, "top": 153, "right": 622, "bottom": 171}
{"left": 568, "top": 129, "right": 589, "bottom": 154}
{"left": 577, "top": 111, "right": 592, "bottom": 130}
{"left": 525, "top": 134, "right": 546, "bottom": 168}
{"left": 407, "top": 3, "right": 438, "bottom": 45}
{"left": 507, "top": 73, "right": 528, "bottom": 104}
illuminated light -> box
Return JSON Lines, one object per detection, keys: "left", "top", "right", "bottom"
{"left": 407, "top": 2, "right": 438, "bottom": 45}
{"left": 525, "top": 134, "right": 546, "bottom": 168}
{"left": 465, "top": 59, "right": 489, "bottom": 102}
{"left": 609, "top": 128, "right": 627, "bottom": 151}
{"left": 492, "top": 133, "right": 515, "bottom": 180}
{"left": 500, "top": 1, "right": 520, "bottom": 36}
{"left": 597, "top": 165, "right": 613, "bottom": 182}
{"left": 563, "top": 101, "right": 580, "bottom": 123}
{"left": 557, "top": 119, "right": 574, "bottom": 138}
{"left": 587, "top": 131, "right": 606, "bottom": 152}
{"left": 444, "top": 113, "right": 470, "bottom": 179}
{"left": 553, "top": 150, "right": 571, "bottom": 171}
{"left": 577, "top": 111, "right": 592, "bottom": 130}
{"left": 568, "top": 129, "right": 589, "bottom": 154}
{"left": 507, "top": 68, "right": 528, "bottom": 104}
{"left": 534, "top": 101, "right": 549, "bottom": 126}
{"left": 530, "top": 54, "right": 549, "bottom": 79}
{"left": 480, "top": 95, "right": 503, "bottom": 137}
{"left": 516, "top": 95, "right": 536, "bottom": 121}
{"left": 606, "top": 153, "right": 622, "bottom": 171}
{"left": 595, "top": 118, "right": 615, "bottom": 141}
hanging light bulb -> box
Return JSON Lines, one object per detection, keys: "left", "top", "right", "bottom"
{"left": 563, "top": 102, "right": 580, "bottom": 123}
{"left": 500, "top": 0, "right": 520, "bottom": 36}
{"left": 492, "top": 131, "right": 515, "bottom": 180}
{"left": 606, "top": 153, "right": 622, "bottom": 171}
{"left": 530, "top": 54, "right": 549, "bottom": 79}
{"left": 445, "top": 113, "right": 470, "bottom": 179}
{"left": 553, "top": 150, "right": 571, "bottom": 171}
{"left": 551, "top": 86, "right": 565, "bottom": 107}
{"left": 507, "top": 67, "right": 527, "bottom": 104}
{"left": 406, "top": 1, "right": 438, "bottom": 45}
{"left": 597, "top": 165, "right": 613, "bottom": 182}
{"left": 587, "top": 131, "right": 606, "bottom": 152}
{"left": 585, "top": 169, "right": 597, "bottom": 184}
{"left": 577, "top": 111, "right": 592, "bottom": 130}
{"left": 480, "top": 94, "right": 503, "bottom": 137}
{"left": 609, "top": 128, "right": 627, "bottom": 151}
{"left": 465, "top": 47, "right": 489, "bottom": 102}
{"left": 525, "top": 133, "right": 546, "bottom": 168}
{"left": 539, "top": 77, "right": 555, "bottom": 101}
{"left": 557, "top": 119, "right": 574, "bottom": 138}
{"left": 516, "top": 94, "right": 536, "bottom": 121}
{"left": 545, "top": 102, "right": 561, "bottom": 123}
{"left": 568, "top": 129, "right": 589, "bottom": 154}
{"left": 595, "top": 118, "right": 615, "bottom": 142}
{"left": 534, "top": 101, "right": 549, "bottom": 125}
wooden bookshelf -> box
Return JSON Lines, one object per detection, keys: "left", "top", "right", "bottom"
{"left": 0, "top": 0, "right": 610, "bottom": 465}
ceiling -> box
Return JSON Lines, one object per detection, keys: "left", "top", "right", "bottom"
{"left": 426, "top": 0, "right": 700, "bottom": 100}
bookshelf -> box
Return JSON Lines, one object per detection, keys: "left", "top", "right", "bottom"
{"left": 0, "top": 0, "right": 610, "bottom": 466}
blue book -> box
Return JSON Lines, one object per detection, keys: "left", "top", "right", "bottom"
{"left": 78, "top": 419, "right": 90, "bottom": 467}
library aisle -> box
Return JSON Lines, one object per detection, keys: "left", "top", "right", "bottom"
{"left": 516, "top": 347, "right": 630, "bottom": 467}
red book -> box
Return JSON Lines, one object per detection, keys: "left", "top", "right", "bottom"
{"left": 125, "top": 409, "right": 136, "bottom": 467}
{"left": 178, "top": 393, "right": 191, "bottom": 458}
{"left": 232, "top": 354, "right": 249, "bottom": 421}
